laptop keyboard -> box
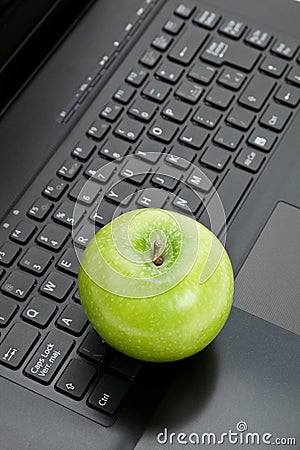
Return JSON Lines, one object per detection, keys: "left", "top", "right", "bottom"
{"left": 0, "top": 0, "right": 299, "bottom": 426}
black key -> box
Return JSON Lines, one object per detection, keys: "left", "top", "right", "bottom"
{"left": 260, "top": 56, "right": 287, "bottom": 78}
{"left": 139, "top": 49, "right": 161, "bottom": 68}
{"left": 57, "top": 248, "right": 80, "bottom": 276}
{"left": 162, "top": 100, "right": 191, "bottom": 123}
{"left": 226, "top": 106, "right": 255, "bottom": 130}
{"left": 100, "top": 102, "right": 123, "bottom": 122}
{"left": 239, "top": 75, "right": 275, "bottom": 111}
{"left": 73, "top": 289, "right": 81, "bottom": 303}
{"left": 219, "top": 19, "right": 245, "bottom": 39}
{"left": 148, "top": 120, "right": 178, "bottom": 143}
{"left": 218, "top": 68, "right": 246, "bottom": 90}
{"left": 120, "top": 159, "right": 150, "bottom": 185}
{"left": 137, "top": 189, "right": 168, "bottom": 208}
{"left": 53, "top": 201, "right": 85, "bottom": 228}
{"left": 166, "top": 145, "right": 195, "bottom": 169}
{"left": 0, "top": 242, "right": 20, "bottom": 266}
{"left": 151, "top": 34, "right": 173, "bottom": 51}
{"left": 0, "top": 323, "right": 39, "bottom": 369}
{"left": 27, "top": 198, "right": 53, "bottom": 221}
{"left": 245, "top": 29, "right": 271, "bottom": 49}
{"left": 271, "top": 39, "right": 297, "bottom": 59}
{"left": 114, "top": 118, "right": 144, "bottom": 142}
{"left": 192, "top": 106, "right": 222, "bottom": 129}
{"left": 37, "top": 224, "right": 69, "bottom": 251}
{"left": 201, "top": 38, "right": 259, "bottom": 71}
{"left": 172, "top": 186, "right": 202, "bottom": 214}
{"left": 126, "top": 67, "right": 148, "bottom": 87}
{"left": 86, "top": 120, "right": 110, "bottom": 141}
{"left": 214, "top": 169, "right": 252, "bottom": 226}
{"left": 10, "top": 222, "right": 34, "bottom": 250}
{"left": 69, "top": 180, "right": 100, "bottom": 205}
{"left": 100, "top": 138, "right": 131, "bottom": 161}
{"left": 85, "top": 158, "right": 115, "bottom": 184}
{"left": 259, "top": 104, "right": 292, "bottom": 131}
{"left": 1, "top": 271, "right": 35, "bottom": 301}
{"left": 21, "top": 297, "right": 57, "bottom": 328}
{"left": 152, "top": 166, "right": 182, "bottom": 191}
{"left": 235, "top": 147, "right": 265, "bottom": 173}
{"left": 105, "top": 182, "right": 136, "bottom": 206}
{"left": 88, "top": 374, "right": 129, "bottom": 416}
{"left": 128, "top": 98, "right": 157, "bottom": 122}
{"left": 201, "top": 146, "right": 230, "bottom": 171}
{"left": 163, "top": 17, "right": 184, "bottom": 35}
{"left": 286, "top": 67, "right": 300, "bottom": 87}
{"left": 40, "top": 272, "right": 74, "bottom": 302}
{"left": 156, "top": 62, "right": 184, "bottom": 84}
{"left": 56, "top": 359, "right": 96, "bottom": 400}
{"left": 110, "top": 353, "right": 142, "bottom": 380}
{"left": 71, "top": 140, "right": 96, "bottom": 161}
{"left": 79, "top": 329, "right": 110, "bottom": 364}
{"left": 57, "top": 158, "right": 82, "bottom": 181}
{"left": 275, "top": 85, "right": 300, "bottom": 107}
{"left": 175, "top": 3, "right": 195, "bottom": 19}
{"left": 175, "top": 81, "right": 203, "bottom": 104}
{"left": 19, "top": 246, "right": 52, "bottom": 275}
{"left": 113, "top": 85, "right": 136, "bottom": 104}
{"left": 248, "top": 128, "right": 277, "bottom": 152}
{"left": 89, "top": 201, "right": 116, "bottom": 227}
{"left": 188, "top": 62, "right": 216, "bottom": 84}
{"left": 74, "top": 224, "right": 95, "bottom": 249}
{"left": 193, "top": 9, "right": 220, "bottom": 29}
{"left": 24, "top": 330, "right": 74, "bottom": 384}
{"left": 179, "top": 124, "right": 209, "bottom": 149}
{"left": 142, "top": 80, "right": 171, "bottom": 103}
{"left": 135, "top": 141, "right": 164, "bottom": 163}
{"left": 187, "top": 167, "right": 217, "bottom": 192}
{"left": 213, "top": 126, "right": 243, "bottom": 150}
{"left": 168, "top": 26, "right": 208, "bottom": 65}
{"left": 56, "top": 304, "right": 88, "bottom": 336}
{"left": 43, "top": 178, "right": 68, "bottom": 200}
{"left": 0, "top": 296, "right": 18, "bottom": 327}
{"left": 206, "top": 87, "right": 234, "bottom": 110}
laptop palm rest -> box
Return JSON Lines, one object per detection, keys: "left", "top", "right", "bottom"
{"left": 234, "top": 201, "right": 300, "bottom": 335}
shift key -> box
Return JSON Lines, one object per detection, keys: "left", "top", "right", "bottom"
{"left": 201, "top": 38, "right": 259, "bottom": 71}
{"left": 24, "top": 330, "right": 74, "bottom": 384}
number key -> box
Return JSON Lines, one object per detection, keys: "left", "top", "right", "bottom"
{"left": 1, "top": 270, "right": 35, "bottom": 301}
{"left": 19, "top": 246, "right": 52, "bottom": 275}
{"left": 37, "top": 224, "right": 69, "bottom": 251}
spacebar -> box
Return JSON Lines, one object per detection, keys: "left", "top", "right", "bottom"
{"left": 204, "top": 170, "right": 253, "bottom": 235}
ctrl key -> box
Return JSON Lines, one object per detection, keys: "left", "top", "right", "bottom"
{"left": 87, "top": 373, "right": 129, "bottom": 416}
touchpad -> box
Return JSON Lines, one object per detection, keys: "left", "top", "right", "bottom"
{"left": 234, "top": 202, "right": 300, "bottom": 335}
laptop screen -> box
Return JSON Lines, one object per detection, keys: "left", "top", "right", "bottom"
{"left": 0, "top": 0, "right": 57, "bottom": 71}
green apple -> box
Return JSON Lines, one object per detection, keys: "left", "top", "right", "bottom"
{"left": 78, "top": 208, "right": 234, "bottom": 362}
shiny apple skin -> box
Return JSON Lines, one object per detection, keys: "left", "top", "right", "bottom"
{"left": 78, "top": 209, "right": 234, "bottom": 362}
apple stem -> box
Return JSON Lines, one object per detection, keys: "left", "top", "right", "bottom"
{"left": 153, "top": 240, "right": 164, "bottom": 266}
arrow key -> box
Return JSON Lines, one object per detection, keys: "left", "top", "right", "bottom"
{"left": 260, "top": 56, "right": 287, "bottom": 78}
{"left": 55, "top": 359, "right": 96, "bottom": 400}
{"left": 56, "top": 304, "right": 88, "bottom": 335}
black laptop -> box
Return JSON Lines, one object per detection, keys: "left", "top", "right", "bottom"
{"left": 0, "top": 0, "right": 299, "bottom": 448}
